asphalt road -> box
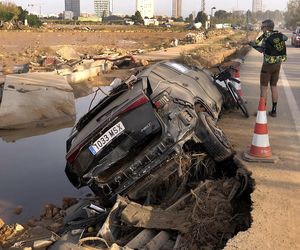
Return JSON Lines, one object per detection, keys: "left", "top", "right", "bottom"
{"left": 281, "top": 30, "right": 300, "bottom": 141}
{"left": 222, "top": 30, "right": 300, "bottom": 250}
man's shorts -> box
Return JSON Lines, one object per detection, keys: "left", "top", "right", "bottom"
{"left": 260, "top": 63, "right": 281, "bottom": 87}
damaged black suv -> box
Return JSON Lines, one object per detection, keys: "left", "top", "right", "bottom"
{"left": 65, "top": 61, "right": 233, "bottom": 202}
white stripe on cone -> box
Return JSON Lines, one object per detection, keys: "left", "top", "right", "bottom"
{"left": 256, "top": 111, "right": 267, "bottom": 124}
{"left": 233, "top": 78, "right": 245, "bottom": 99}
{"left": 252, "top": 134, "right": 270, "bottom": 147}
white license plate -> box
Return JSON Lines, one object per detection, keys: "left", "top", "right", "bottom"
{"left": 89, "top": 121, "right": 125, "bottom": 155}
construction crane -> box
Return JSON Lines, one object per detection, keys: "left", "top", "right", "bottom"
{"left": 201, "top": 0, "right": 205, "bottom": 12}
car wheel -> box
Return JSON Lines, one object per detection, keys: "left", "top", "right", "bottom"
{"left": 195, "top": 112, "right": 233, "bottom": 162}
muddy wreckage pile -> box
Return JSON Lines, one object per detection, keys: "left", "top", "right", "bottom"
{"left": 0, "top": 61, "right": 254, "bottom": 250}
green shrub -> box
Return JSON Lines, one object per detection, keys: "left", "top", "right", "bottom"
{"left": 27, "top": 14, "right": 42, "bottom": 27}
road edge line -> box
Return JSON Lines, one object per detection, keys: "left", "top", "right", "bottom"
{"left": 280, "top": 67, "right": 300, "bottom": 141}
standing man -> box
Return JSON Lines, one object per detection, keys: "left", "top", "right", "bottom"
{"left": 249, "top": 19, "right": 287, "bottom": 117}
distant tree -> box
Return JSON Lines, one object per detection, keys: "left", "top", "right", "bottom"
{"left": 195, "top": 11, "right": 207, "bottom": 27}
{"left": 188, "top": 13, "right": 194, "bottom": 23}
{"left": 133, "top": 11, "right": 143, "bottom": 24}
{"left": 0, "top": 2, "right": 20, "bottom": 22}
{"left": 250, "top": 9, "right": 284, "bottom": 25}
{"left": 253, "top": 10, "right": 264, "bottom": 21}
{"left": 17, "top": 6, "right": 28, "bottom": 23}
{"left": 214, "top": 10, "right": 230, "bottom": 21}
{"left": 156, "top": 16, "right": 164, "bottom": 21}
{"left": 273, "top": 10, "right": 284, "bottom": 23}
{"left": 246, "top": 10, "right": 252, "bottom": 19}
{"left": 27, "top": 14, "right": 42, "bottom": 27}
{"left": 176, "top": 16, "right": 184, "bottom": 22}
{"left": 47, "top": 15, "right": 59, "bottom": 20}
{"left": 246, "top": 10, "right": 252, "bottom": 29}
{"left": 102, "top": 10, "right": 107, "bottom": 19}
{"left": 285, "top": 0, "right": 300, "bottom": 29}
{"left": 0, "top": 10, "right": 14, "bottom": 21}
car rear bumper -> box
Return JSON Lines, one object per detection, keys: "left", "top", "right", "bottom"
{"left": 66, "top": 132, "right": 175, "bottom": 198}
{"left": 66, "top": 101, "right": 163, "bottom": 189}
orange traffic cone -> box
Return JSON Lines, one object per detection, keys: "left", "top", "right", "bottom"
{"left": 243, "top": 97, "right": 278, "bottom": 163}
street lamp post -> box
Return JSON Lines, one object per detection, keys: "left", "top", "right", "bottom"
{"left": 210, "top": 7, "right": 216, "bottom": 28}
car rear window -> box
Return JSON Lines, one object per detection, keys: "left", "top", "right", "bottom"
{"left": 150, "top": 62, "right": 191, "bottom": 81}
{"left": 163, "top": 62, "right": 190, "bottom": 74}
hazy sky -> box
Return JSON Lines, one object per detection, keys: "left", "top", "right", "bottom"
{"left": 11, "top": 0, "right": 288, "bottom": 16}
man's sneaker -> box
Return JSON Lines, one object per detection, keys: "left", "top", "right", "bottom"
{"left": 268, "top": 111, "right": 277, "bottom": 117}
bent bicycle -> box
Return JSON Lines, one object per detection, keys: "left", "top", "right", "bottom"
{"left": 212, "top": 65, "right": 249, "bottom": 118}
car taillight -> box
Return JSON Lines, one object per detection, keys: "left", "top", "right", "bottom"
{"left": 121, "top": 96, "right": 149, "bottom": 113}
{"left": 66, "top": 147, "right": 81, "bottom": 164}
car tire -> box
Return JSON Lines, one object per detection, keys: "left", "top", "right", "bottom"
{"left": 195, "top": 112, "right": 233, "bottom": 162}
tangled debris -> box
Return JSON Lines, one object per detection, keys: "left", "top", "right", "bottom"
{"left": 183, "top": 32, "right": 207, "bottom": 44}
{"left": 180, "top": 174, "right": 253, "bottom": 249}
{"left": 0, "top": 157, "right": 254, "bottom": 249}
{"left": 0, "top": 46, "right": 143, "bottom": 83}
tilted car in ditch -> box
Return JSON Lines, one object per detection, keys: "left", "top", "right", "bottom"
{"left": 65, "top": 61, "right": 233, "bottom": 203}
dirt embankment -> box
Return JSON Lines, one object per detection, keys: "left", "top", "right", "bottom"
{"left": 0, "top": 28, "right": 256, "bottom": 100}
{"left": 0, "top": 28, "right": 188, "bottom": 69}
{"left": 0, "top": 27, "right": 255, "bottom": 70}
{"left": 181, "top": 30, "right": 257, "bottom": 68}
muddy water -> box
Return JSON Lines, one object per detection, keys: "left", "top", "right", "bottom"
{"left": 0, "top": 91, "right": 106, "bottom": 224}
